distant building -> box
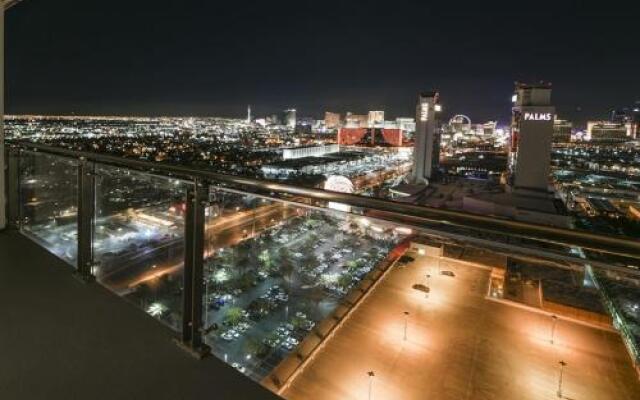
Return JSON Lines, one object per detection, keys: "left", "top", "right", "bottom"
{"left": 267, "top": 114, "right": 281, "bottom": 125}
{"left": 553, "top": 117, "right": 572, "bottom": 143}
{"left": 588, "top": 121, "right": 633, "bottom": 143}
{"left": 261, "top": 152, "right": 366, "bottom": 178}
{"left": 610, "top": 102, "right": 640, "bottom": 138}
{"left": 477, "top": 121, "right": 497, "bottom": 136}
{"left": 337, "top": 127, "right": 403, "bottom": 147}
{"left": 283, "top": 109, "right": 297, "bottom": 129}
{"left": 463, "top": 82, "right": 569, "bottom": 228}
{"left": 411, "top": 91, "right": 441, "bottom": 184}
{"left": 395, "top": 117, "right": 416, "bottom": 133}
{"left": 509, "top": 82, "right": 555, "bottom": 194}
{"left": 282, "top": 144, "right": 340, "bottom": 160}
{"left": 368, "top": 111, "right": 385, "bottom": 127}
{"left": 345, "top": 113, "right": 368, "bottom": 128}
{"left": 324, "top": 112, "right": 342, "bottom": 129}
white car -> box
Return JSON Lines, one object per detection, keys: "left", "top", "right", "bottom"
{"left": 232, "top": 363, "right": 246, "bottom": 374}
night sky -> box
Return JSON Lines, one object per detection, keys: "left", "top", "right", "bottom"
{"left": 6, "top": 0, "right": 640, "bottom": 125}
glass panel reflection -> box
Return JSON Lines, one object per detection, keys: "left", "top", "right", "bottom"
{"left": 93, "top": 164, "right": 191, "bottom": 331}
{"left": 202, "top": 187, "right": 410, "bottom": 381}
{"left": 19, "top": 151, "right": 79, "bottom": 267}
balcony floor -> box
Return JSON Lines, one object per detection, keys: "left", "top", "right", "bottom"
{"left": 0, "top": 229, "right": 280, "bottom": 400}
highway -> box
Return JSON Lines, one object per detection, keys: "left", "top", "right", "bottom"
{"left": 96, "top": 203, "right": 295, "bottom": 293}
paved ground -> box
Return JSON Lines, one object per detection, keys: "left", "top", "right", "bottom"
{"left": 283, "top": 255, "right": 640, "bottom": 400}
{"left": 0, "top": 230, "right": 281, "bottom": 400}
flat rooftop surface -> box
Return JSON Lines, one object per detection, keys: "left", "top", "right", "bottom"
{"left": 283, "top": 255, "right": 640, "bottom": 400}
{"left": 0, "top": 230, "right": 280, "bottom": 400}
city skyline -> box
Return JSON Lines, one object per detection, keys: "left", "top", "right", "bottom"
{"left": 3, "top": 2, "right": 640, "bottom": 400}
{"left": 6, "top": 1, "right": 640, "bottom": 123}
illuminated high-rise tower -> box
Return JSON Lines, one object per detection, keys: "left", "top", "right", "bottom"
{"left": 411, "top": 91, "right": 441, "bottom": 184}
{"left": 283, "top": 109, "right": 296, "bottom": 129}
{"left": 509, "top": 82, "right": 555, "bottom": 194}
{"left": 247, "top": 105, "right": 252, "bottom": 124}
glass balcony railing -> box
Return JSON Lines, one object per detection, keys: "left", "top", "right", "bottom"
{"left": 18, "top": 150, "right": 79, "bottom": 267}
{"left": 93, "top": 164, "right": 191, "bottom": 332}
{"left": 201, "top": 187, "right": 410, "bottom": 382}
{"left": 5, "top": 142, "right": 640, "bottom": 399}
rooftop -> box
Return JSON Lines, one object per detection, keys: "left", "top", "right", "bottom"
{"left": 283, "top": 254, "right": 640, "bottom": 400}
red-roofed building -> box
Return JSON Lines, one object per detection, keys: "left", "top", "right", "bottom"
{"left": 338, "top": 127, "right": 403, "bottom": 147}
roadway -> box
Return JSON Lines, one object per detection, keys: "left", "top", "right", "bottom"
{"left": 283, "top": 255, "right": 640, "bottom": 400}
{"left": 97, "top": 203, "right": 294, "bottom": 293}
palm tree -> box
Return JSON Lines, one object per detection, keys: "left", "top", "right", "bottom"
{"left": 278, "top": 247, "right": 295, "bottom": 293}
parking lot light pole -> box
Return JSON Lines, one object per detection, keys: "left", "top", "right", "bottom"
{"left": 557, "top": 360, "right": 567, "bottom": 398}
{"left": 403, "top": 311, "right": 410, "bottom": 341}
{"left": 550, "top": 315, "right": 558, "bottom": 344}
{"left": 367, "top": 370, "right": 375, "bottom": 400}
{"left": 425, "top": 273, "right": 431, "bottom": 298}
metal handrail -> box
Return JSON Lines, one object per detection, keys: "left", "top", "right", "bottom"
{"left": 11, "top": 141, "right": 640, "bottom": 262}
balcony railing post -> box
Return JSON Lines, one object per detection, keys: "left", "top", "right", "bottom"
{"left": 7, "top": 147, "right": 20, "bottom": 228}
{"left": 75, "top": 158, "right": 95, "bottom": 282}
{"left": 178, "top": 178, "right": 210, "bottom": 358}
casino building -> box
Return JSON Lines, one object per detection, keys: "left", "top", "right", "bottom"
{"left": 337, "top": 127, "right": 403, "bottom": 147}
{"left": 463, "top": 82, "right": 569, "bottom": 227}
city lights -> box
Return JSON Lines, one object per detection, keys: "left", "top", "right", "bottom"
{"left": 3, "top": 3, "right": 640, "bottom": 400}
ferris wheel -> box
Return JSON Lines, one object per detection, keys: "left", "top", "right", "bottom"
{"left": 449, "top": 114, "right": 472, "bottom": 127}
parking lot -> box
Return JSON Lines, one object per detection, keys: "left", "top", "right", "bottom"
{"left": 201, "top": 210, "right": 405, "bottom": 380}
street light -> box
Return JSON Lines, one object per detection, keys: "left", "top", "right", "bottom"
{"left": 557, "top": 360, "right": 567, "bottom": 398}
{"left": 550, "top": 315, "right": 559, "bottom": 344}
{"left": 425, "top": 274, "right": 431, "bottom": 298}
{"left": 403, "top": 311, "right": 410, "bottom": 341}
{"left": 367, "top": 370, "right": 375, "bottom": 400}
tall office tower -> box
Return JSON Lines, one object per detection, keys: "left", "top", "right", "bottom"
{"left": 368, "top": 111, "right": 385, "bottom": 127}
{"left": 411, "top": 91, "right": 440, "bottom": 184}
{"left": 509, "top": 82, "right": 555, "bottom": 194}
{"left": 247, "top": 105, "right": 252, "bottom": 124}
{"left": 283, "top": 109, "right": 297, "bottom": 129}
{"left": 324, "top": 112, "right": 342, "bottom": 129}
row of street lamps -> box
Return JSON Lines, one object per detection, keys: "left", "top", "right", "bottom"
{"left": 365, "top": 263, "right": 568, "bottom": 399}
